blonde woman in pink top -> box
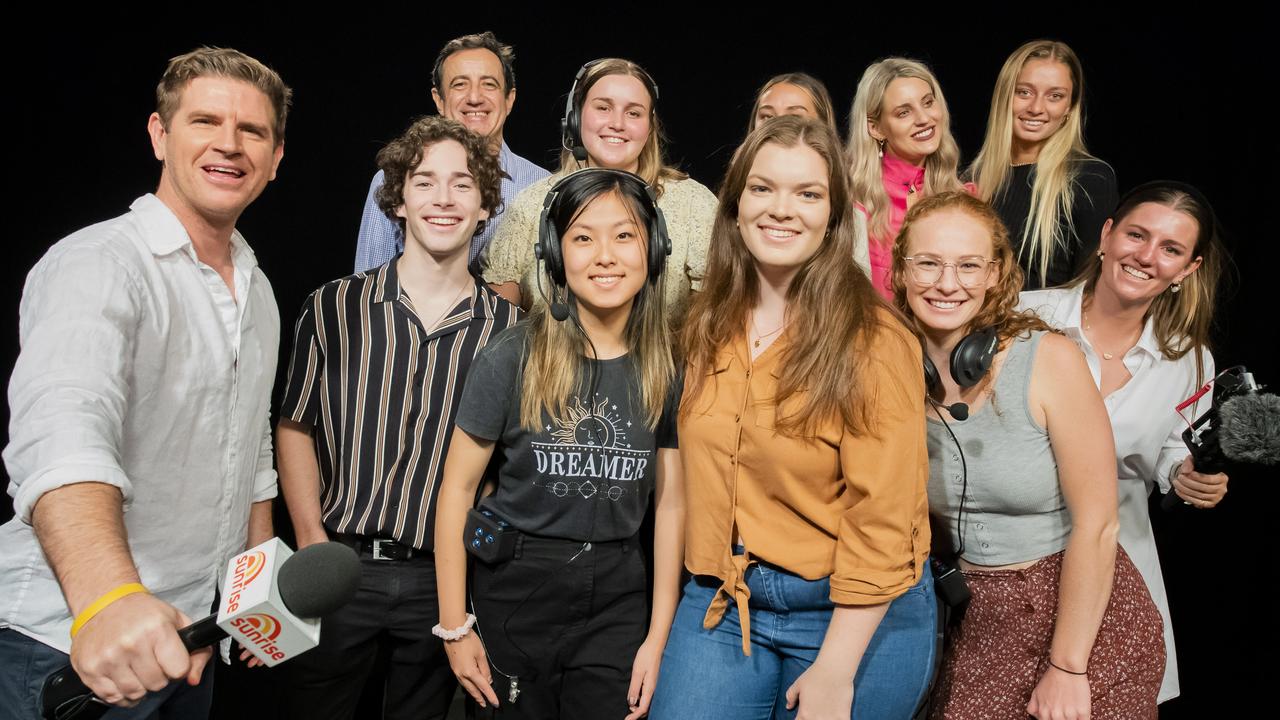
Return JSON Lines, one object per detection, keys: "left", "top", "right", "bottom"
{"left": 847, "top": 57, "right": 972, "bottom": 299}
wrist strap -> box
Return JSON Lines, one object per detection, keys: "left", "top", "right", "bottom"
{"left": 71, "top": 583, "right": 149, "bottom": 638}
{"left": 1048, "top": 659, "right": 1087, "bottom": 676}
{"left": 431, "top": 613, "right": 478, "bottom": 641}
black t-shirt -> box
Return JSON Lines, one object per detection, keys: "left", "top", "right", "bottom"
{"left": 992, "top": 157, "right": 1118, "bottom": 290}
{"left": 455, "top": 323, "right": 679, "bottom": 542}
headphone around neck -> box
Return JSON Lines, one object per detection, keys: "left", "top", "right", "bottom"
{"left": 923, "top": 326, "right": 999, "bottom": 420}
{"left": 560, "top": 59, "right": 660, "bottom": 163}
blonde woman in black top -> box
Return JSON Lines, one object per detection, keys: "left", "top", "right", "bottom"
{"left": 969, "top": 40, "right": 1118, "bottom": 289}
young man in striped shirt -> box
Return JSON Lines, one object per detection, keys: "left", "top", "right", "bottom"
{"left": 277, "top": 116, "right": 520, "bottom": 720}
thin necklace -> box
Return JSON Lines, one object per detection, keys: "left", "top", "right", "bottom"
{"left": 751, "top": 312, "right": 786, "bottom": 349}
{"left": 420, "top": 282, "right": 471, "bottom": 331}
{"left": 1082, "top": 311, "right": 1140, "bottom": 361}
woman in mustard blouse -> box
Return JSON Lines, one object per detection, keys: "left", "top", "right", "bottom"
{"left": 648, "top": 116, "right": 935, "bottom": 720}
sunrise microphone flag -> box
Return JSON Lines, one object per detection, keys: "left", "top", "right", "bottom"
{"left": 40, "top": 540, "right": 360, "bottom": 720}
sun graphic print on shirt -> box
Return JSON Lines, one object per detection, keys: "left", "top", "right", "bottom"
{"left": 532, "top": 394, "right": 652, "bottom": 502}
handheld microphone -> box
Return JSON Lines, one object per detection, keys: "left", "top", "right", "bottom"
{"left": 40, "top": 540, "right": 360, "bottom": 720}
{"left": 1163, "top": 366, "right": 1280, "bottom": 510}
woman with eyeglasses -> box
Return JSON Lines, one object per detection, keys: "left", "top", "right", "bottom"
{"left": 1019, "top": 181, "right": 1229, "bottom": 704}
{"left": 893, "top": 192, "right": 1164, "bottom": 719}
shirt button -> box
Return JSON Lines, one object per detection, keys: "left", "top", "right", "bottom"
{"left": 976, "top": 523, "right": 984, "bottom": 530}
{"left": 734, "top": 414, "right": 740, "bottom": 423}
{"left": 981, "top": 542, "right": 989, "bottom": 549}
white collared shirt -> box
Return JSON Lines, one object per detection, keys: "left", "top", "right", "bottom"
{"left": 1020, "top": 284, "right": 1213, "bottom": 702}
{"left": 1, "top": 194, "right": 279, "bottom": 653}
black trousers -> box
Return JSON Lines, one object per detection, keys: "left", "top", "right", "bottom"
{"left": 282, "top": 552, "right": 456, "bottom": 720}
{"left": 471, "top": 535, "right": 648, "bottom": 720}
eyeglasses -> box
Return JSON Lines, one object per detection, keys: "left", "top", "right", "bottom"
{"left": 902, "top": 255, "right": 998, "bottom": 288}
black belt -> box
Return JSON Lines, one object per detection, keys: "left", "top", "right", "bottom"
{"left": 333, "top": 534, "right": 420, "bottom": 561}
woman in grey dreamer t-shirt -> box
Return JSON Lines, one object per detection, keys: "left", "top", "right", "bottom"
{"left": 890, "top": 191, "right": 1164, "bottom": 719}
{"left": 432, "top": 169, "right": 683, "bottom": 720}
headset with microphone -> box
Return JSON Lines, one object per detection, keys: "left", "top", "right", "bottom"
{"left": 923, "top": 326, "right": 999, "bottom": 421}
{"left": 560, "top": 59, "right": 660, "bottom": 163}
{"left": 534, "top": 168, "right": 671, "bottom": 322}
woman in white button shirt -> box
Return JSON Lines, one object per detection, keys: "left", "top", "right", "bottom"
{"left": 1019, "top": 180, "right": 1230, "bottom": 703}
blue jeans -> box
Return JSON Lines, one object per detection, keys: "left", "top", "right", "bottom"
{"left": 649, "top": 561, "right": 936, "bottom": 720}
{"left": 0, "top": 628, "right": 215, "bottom": 720}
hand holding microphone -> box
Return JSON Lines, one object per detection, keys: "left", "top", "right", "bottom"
{"left": 41, "top": 539, "right": 360, "bottom": 720}
{"left": 1163, "top": 366, "right": 1280, "bottom": 511}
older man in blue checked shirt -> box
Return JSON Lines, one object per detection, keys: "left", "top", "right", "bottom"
{"left": 354, "top": 31, "right": 549, "bottom": 273}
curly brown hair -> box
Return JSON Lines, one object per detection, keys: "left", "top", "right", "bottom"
{"left": 375, "top": 116, "right": 507, "bottom": 235}
{"left": 891, "top": 191, "right": 1052, "bottom": 347}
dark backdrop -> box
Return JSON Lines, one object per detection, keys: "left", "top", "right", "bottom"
{"left": 4, "top": 9, "right": 1272, "bottom": 717}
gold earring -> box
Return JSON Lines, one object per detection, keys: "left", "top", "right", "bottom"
{"left": 1096, "top": 250, "right": 1105, "bottom": 259}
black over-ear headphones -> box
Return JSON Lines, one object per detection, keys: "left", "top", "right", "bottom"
{"left": 561, "top": 59, "right": 660, "bottom": 163}
{"left": 534, "top": 168, "right": 671, "bottom": 320}
{"left": 923, "top": 326, "right": 999, "bottom": 421}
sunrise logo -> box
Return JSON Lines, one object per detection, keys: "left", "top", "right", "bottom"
{"left": 230, "top": 613, "right": 287, "bottom": 661}
{"left": 241, "top": 551, "right": 267, "bottom": 587}
{"left": 239, "top": 614, "right": 282, "bottom": 640}
{"left": 224, "top": 551, "right": 268, "bottom": 614}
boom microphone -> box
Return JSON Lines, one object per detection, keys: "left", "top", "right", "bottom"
{"left": 1163, "top": 367, "right": 1280, "bottom": 510}
{"left": 40, "top": 540, "right": 360, "bottom": 720}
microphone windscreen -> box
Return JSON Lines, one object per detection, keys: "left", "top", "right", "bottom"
{"left": 949, "top": 403, "right": 969, "bottom": 422}
{"left": 550, "top": 302, "right": 571, "bottom": 321}
{"left": 1220, "top": 392, "right": 1280, "bottom": 466}
{"left": 277, "top": 542, "right": 361, "bottom": 618}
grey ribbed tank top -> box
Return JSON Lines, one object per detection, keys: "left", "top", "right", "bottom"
{"left": 926, "top": 331, "right": 1070, "bottom": 565}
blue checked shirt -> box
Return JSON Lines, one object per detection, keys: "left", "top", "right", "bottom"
{"left": 354, "top": 141, "right": 550, "bottom": 272}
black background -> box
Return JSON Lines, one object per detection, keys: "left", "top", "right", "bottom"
{"left": 3, "top": 8, "right": 1272, "bottom": 717}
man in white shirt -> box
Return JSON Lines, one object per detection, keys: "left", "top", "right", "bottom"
{"left": 0, "top": 47, "right": 289, "bottom": 720}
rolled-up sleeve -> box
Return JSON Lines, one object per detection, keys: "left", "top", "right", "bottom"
{"left": 830, "top": 326, "right": 930, "bottom": 605}
{"left": 1154, "top": 350, "right": 1216, "bottom": 492}
{"left": 252, "top": 408, "right": 278, "bottom": 503}
{"left": 4, "top": 245, "right": 140, "bottom": 522}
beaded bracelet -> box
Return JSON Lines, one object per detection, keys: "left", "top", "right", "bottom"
{"left": 431, "top": 613, "right": 478, "bottom": 641}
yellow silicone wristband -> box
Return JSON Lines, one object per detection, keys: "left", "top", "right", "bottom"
{"left": 70, "top": 583, "right": 149, "bottom": 638}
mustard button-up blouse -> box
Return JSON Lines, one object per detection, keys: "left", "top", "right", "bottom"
{"left": 679, "top": 313, "right": 930, "bottom": 654}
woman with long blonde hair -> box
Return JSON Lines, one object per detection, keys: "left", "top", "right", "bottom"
{"left": 649, "top": 116, "right": 935, "bottom": 719}
{"left": 847, "top": 56, "right": 970, "bottom": 300}
{"left": 435, "top": 169, "right": 685, "bottom": 719}
{"left": 482, "top": 58, "right": 717, "bottom": 323}
{"left": 970, "top": 40, "right": 1118, "bottom": 289}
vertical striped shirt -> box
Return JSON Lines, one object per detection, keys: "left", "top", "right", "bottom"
{"left": 281, "top": 260, "right": 521, "bottom": 550}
